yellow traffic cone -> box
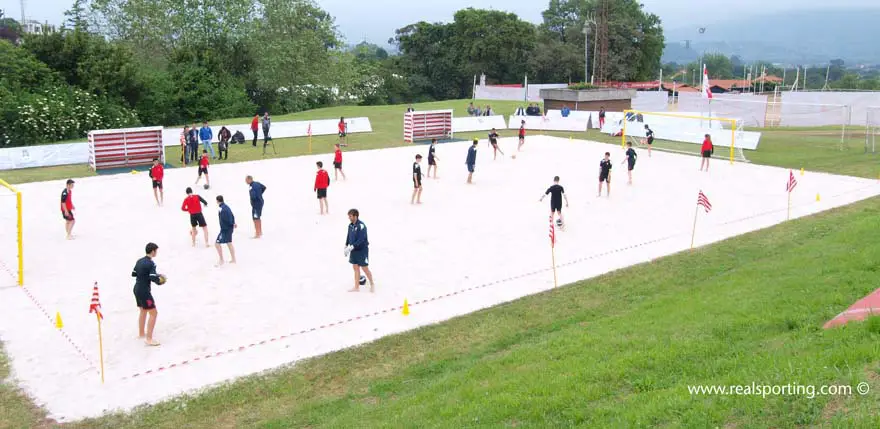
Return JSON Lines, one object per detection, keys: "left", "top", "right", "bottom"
{"left": 55, "top": 312, "right": 64, "bottom": 329}
{"left": 402, "top": 299, "right": 410, "bottom": 316}
{"left": 800, "top": 167, "right": 804, "bottom": 176}
{"left": 816, "top": 193, "right": 821, "bottom": 202}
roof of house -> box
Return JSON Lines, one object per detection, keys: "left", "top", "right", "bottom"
{"left": 708, "top": 79, "right": 752, "bottom": 90}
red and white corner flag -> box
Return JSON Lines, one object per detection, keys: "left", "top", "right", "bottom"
{"left": 307, "top": 123, "right": 312, "bottom": 137}
{"left": 697, "top": 190, "right": 712, "bottom": 213}
{"left": 702, "top": 64, "right": 713, "bottom": 100}
{"left": 786, "top": 169, "right": 798, "bottom": 193}
{"left": 549, "top": 215, "right": 556, "bottom": 248}
{"left": 89, "top": 283, "right": 103, "bottom": 320}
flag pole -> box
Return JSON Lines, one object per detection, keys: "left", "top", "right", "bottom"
{"left": 96, "top": 312, "right": 105, "bottom": 384}
{"left": 787, "top": 190, "right": 791, "bottom": 221}
{"left": 551, "top": 244, "right": 558, "bottom": 288}
{"left": 690, "top": 204, "right": 699, "bottom": 250}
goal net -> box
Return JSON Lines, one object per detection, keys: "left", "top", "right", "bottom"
{"left": 867, "top": 107, "right": 880, "bottom": 154}
{"left": 621, "top": 110, "right": 753, "bottom": 163}
{"left": 0, "top": 178, "right": 23, "bottom": 287}
{"left": 404, "top": 110, "right": 453, "bottom": 143}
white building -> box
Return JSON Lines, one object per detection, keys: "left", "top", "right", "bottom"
{"left": 20, "top": 19, "right": 57, "bottom": 35}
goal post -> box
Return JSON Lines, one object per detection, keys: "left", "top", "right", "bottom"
{"left": 866, "top": 106, "right": 880, "bottom": 154}
{"left": 404, "top": 110, "right": 454, "bottom": 143}
{"left": 621, "top": 110, "right": 751, "bottom": 164}
{"left": 0, "top": 178, "right": 23, "bottom": 286}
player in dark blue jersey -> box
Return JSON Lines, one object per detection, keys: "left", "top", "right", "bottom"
{"left": 132, "top": 242, "right": 166, "bottom": 346}
{"left": 427, "top": 139, "right": 439, "bottom": 179}
{"left": 598, "top": 152, "right": 612, "bottom": 197}
{"left": 245, "top": 175, "right": 266, "bottom": 238}
{"left": 345, "top": 208, "right": 375, "bottom": 292}
{"left": 621, "top": 142, "right": 637, "bottom": 185}
{"left": 215, "top": 195, "right": 237, "bottom": 266}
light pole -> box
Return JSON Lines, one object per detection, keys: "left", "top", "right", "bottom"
{"left": 583, "top": 23, "right": 590, "bottom": 84}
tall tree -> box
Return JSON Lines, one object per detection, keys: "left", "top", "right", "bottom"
{"left": 0, "top": 10, "right": 22, "bottom": 43}
{"left": 451, "top": 9, "right": 536, "bottom": 86}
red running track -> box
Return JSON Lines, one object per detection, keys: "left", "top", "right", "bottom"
{"left": 823, "top": 288, "right": 880, "bottom": 329}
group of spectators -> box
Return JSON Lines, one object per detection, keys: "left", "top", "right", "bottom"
{"left": 180, "top": 112, "right": 272, "bottom": 165}
{"left": 466, "top": 102, "right": 495, "bottom": 117}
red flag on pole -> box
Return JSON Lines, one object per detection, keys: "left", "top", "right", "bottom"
{"left": 89, "top": 283, "right": 103, "bottom": 320}
{"left": 786, "top": 170, "right": 798, "bottom": 193}
{"left": 697, "top": 190, "right": 712, "bottom": 213}
{"left": 548, "top": 215, "right": 556, "bottom": 248}
{"left": 702, "top": 65, "right": 713, "bottom": 100}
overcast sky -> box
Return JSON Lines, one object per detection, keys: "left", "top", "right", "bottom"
{"left": 2, "top": 0, "right": 877, "bottom": 46}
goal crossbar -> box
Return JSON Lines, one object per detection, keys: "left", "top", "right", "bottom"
{"left": 0, "top": 178, "right": 23, "bottom": 286}
{"left": 621, "top": 109, "right": 739, "bottom": 164}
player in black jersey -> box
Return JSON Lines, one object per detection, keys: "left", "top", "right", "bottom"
{"left": 540, "top": 176, "right": 569, "bottom": 228}
{"left": 411, "top": 154, "right": 423, "bottom": 204}
{"left": 488, "top": 128, "right": 504, "bottom": 160}
{"left": 643, "top": 124, "right": 654, "bottom": 157}
{"left": 132, "top": 242, "right": 166, "bottom": 346}
{"left": 621, "top": 142, "right": 637, "bottom": 185}
{"left": 598, "top": 152, "right": 612, "bottom": 197}
{"left": 427, "top": 139, "right": 439, "bottom": 179}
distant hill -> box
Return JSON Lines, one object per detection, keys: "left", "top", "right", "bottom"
{"left": 662, "top": 8, "right": 880, "bottom": 65}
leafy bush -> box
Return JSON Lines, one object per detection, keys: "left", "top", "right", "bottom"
{"left": 567, "top": 82, "right": 599, "bottom": 90}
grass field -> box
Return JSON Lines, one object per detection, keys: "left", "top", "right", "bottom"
{"left": 2, "top": 99, "right": 878, "bottom": 184}
{"left": 2, "top": 100, "right": 880, "bottom": 428}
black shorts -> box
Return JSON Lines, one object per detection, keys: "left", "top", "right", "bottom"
{"left": 252, "top": 203, "right": 264, "bottom": 219}
{"left": 628, "top": 160, "right": 636, "bottom": 171}
{"left": 338, "top": 132, "right": 346, "bottom": 138}
{"left": 647, "top": 137, "right": 654, "bottom": 145}
{"left": 152, "top": 180, "right": 163, "bottom": 189}
{"left": 349, "top": 248, "right": 369, "bottom": 267}
{"left": 190, "top": 213, "right": 207, "bottom": 227}
{"left": 414, "top": 178, "right": 422, "bottom": 189}
{"left": 519, "top": 135, "right": 525, "bottom": 141}
{"left": 333, "top": 162, "right": 342, "bottom": 169}
{"left": 316, "top": 188, "right": 327, "bottom": 199}
{"left": 428, "top": 157, "right": 436, "bottom": 166}
{"left": 490, "top": 139, "right": 498, "bottom": 146}
{"left": 62, "top": 211, "right": 74, "bottom": 221}
{"left": 599, "top": 172, "right": 610, "bottom": 183}
{"left": 134, "top": 288, "right": 156, "bottom": 310}
{"left": 198, "top": 167, "right": 208, "bottom": 176}
{"left": 702, "top": 150, "right": 712, "bottom": 158}
{"left": 551, "top": 202, "right": 562, "bottom": 213}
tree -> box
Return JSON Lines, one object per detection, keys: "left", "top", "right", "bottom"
{"left": 451, "top": 9, "right": 536, "bottom": 85}
{"left": 689, "top": 53, "right": 734, "bottom": 79}
{"left": 0, "top": 10, "right": 22, "bottom": 43}
{"left": 64, "top": 0, "right": 90, "bottom": 32}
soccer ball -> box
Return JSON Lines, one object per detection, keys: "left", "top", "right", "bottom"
{"left": 203, "top": 184, "right": 210, "bottom": 190}
{"left": 556, "top": 219, "right": 563, "bottom": 227}
{"left": 511, "top": 154, "right": 517, "bottom": 160}
{"left": 157, "top": 275, "right": 167, "bottom": 285}
{"left": 359, "top": 275, "right": 367, "bottom": 286}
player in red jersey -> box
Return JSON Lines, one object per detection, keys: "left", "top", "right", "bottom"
{"left": 195, "top": 151, "right": 210, "bottom": 188}
{"left": 700, "top": 134, "right": 714, "bottom": 172}
{"left": 518, "top": 120, "right": 526, "bottom": 151}
{"left": 149, "top": 158, "right": 164, "bottom": 206}
{"left": 337, "top": 117, "right": 347, "bottom": 147}
{"left": 60, "top": 179, "right": 75, "bottom": 239}
{"left": 314, "top": 161, "right": 330, "bottom": 215}
{"left": 333, "top": 143, "right": 346, "bottom": 181}
{"left": 181, "top": 187, "right": 210, "bottom": 247}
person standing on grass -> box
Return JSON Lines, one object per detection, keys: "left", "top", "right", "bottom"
{"left": 180, "top": 126, "right": 189, "bottom": 165}
{"left": 345, "top": 208, "right": 375, "bottom": 293}
{"left": 132, "top": 242, "right": 165, "bottom": 347}
{"left": 621, "top": 142, "right": 637, "bottom": 185}
{"left": 60, "top": 179, "right": 76, "bottom": 240}
{"left": 466, "top": 138, "right": 478, "bottom": 184}
{"left": 540, "top": 176, "right": 569, "bottom": 228}
{"left": 518, "top": 120, "right": 526, "bottom": 151}
{"left": 149, "top": 158, "right": 164, "bottom": 206}
{"left": 188, "top": 123, "right": 200, "bottom": 163}
{"left": 412, "top": 154, "right": 423, "bottom": 204}
{"left": 488, "top": 128, "right": 504, "bottom": 160}
{"left": 245, "top": 175, "right": 266, "bottom": 238}
{"left": 215, "top": 195, "right": 237, "bottom": 266}
{"left": 218, "top": 126, "right": 231, "bottom": 160}
{"left": 598, "top": 152, "right": 612, "bottom": 197}
{"left": 262, "top": 112, "right": 271, "bottom": 147}
{"left": 181, "top": 187, "right": 210, "bottom": 247}
{"left": 338, "top": 117, "right": 347, "bottom": 147}
{"left": 314, "top": 162, "right": 330, "bottom": 215}
{"left": 700, "top": 134, "right": 714, "bottom": 172}
{"left": 199, "top": 121, "right": 215, "bottom": 159}
{"left": 251, "top": 114, "right": 259, "bottom": 147}
{"left": 427, "top": 138, "right": 439, "bottom": 179}
{"left": 333, "top": 144, "right": 346, "bottom": 181}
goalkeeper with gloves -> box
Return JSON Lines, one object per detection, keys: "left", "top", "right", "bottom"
{"left": 344, "top": 208, "right": 375, "bottom": 293}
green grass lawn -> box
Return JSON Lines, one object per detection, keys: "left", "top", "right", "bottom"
{"left": 3, "top": 100, "right": 880, "bottom": 428}
{"left": 2, "top": 99, "right": 877, "bottom": 184}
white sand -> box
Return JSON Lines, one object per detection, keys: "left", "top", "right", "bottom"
{"left": 0, "top": 136, "right": 877, "bottom": 421}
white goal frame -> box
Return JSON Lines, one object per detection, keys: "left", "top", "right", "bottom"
{"left": 621, "top": 110, "right": 743, "bottom": 164}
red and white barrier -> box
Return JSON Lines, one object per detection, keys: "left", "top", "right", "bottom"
{"left": 404, "top": 110, "right": 453, "bottom": 143}
{"left": 88, "top": 126, "right": 165, "bottom": 170}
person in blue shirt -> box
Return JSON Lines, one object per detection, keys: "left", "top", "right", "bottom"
{"left": 245, "top": 175, "right": 266, "bottom": 239}
{"left": 466, "top": 138, "right": 478, "bottom": 184}
{"left": 131, "top": 242, "right": 166, "bottom": 346}
{"left": 561, "top": 105, "right": 571, "bottom": 117}
{"left": 215, "top": 195, "right": 237, "bottom": 266}
{"left": 345, "top": 208, "right": 374, "bottom": 292}
{"left": 199, "top": 121, "right": 215, "bottom": 159}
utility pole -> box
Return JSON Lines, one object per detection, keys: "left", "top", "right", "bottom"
{"left": 20, "top": 0, "right": 26, "bottom": 25}
{"left": 583, "top": 14, "right": 594, "bottom": 84}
